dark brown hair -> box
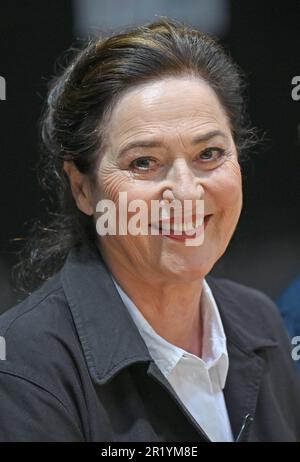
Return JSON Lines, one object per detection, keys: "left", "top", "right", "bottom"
{"left": 13, "top": 19, "right": 256, "bottom": 293}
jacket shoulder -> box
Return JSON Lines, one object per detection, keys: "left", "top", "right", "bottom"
{"left": 206, "top": 276, "right": 287, "bottom": 340}
{"left": 207, "top": 276, "right": 278, "bottom": 311}
{"left": 0, "top": 273, "right": 64, "bottom": 333}
{"left": 0, "top": 271, "right": 89, "bottom": 439}
{"left": 0, "top": 272, "right": 78, "bottom": 356}
{"left": 0, "top": 272, "right": 83, "bottom": 398}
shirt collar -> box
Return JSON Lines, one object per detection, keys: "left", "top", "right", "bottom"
{"left": 61, "top": 242, "right": 277, "bottom": 387}
{"left": 112, "top": 276, "right": 229, "bottom": 389}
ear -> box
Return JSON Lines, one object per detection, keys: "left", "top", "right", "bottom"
{"left": 63, "top": 161, "right": 93, "bottom": 216}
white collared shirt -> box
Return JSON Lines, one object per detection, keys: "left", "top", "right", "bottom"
{"left": 112, "top": 277, "right": 234, "bottom": 442}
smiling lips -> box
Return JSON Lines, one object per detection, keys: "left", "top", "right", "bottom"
{"left": 149, "top": 214, "right": 212, "bottom": 240}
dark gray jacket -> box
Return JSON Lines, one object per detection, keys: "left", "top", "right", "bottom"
{"left": 0, "top": 243, "right": 299, "bottom": 442}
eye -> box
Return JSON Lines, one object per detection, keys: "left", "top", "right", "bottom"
{"left": 195, "top": 147, "right": 227, "bottom": 164}
{"left": 129, "top": 156, "right": 159, "bottom": 172}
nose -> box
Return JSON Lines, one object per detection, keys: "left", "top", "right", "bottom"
{"left": 163, "top": 158, "right": 204, "bottom": 202}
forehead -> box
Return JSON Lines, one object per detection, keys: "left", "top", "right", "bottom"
{"left": 107, "top": 76, "right": 231, "bottom": 143}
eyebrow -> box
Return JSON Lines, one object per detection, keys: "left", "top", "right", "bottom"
{"left": 117, "top": 130, "right": 228, "bottom": 157}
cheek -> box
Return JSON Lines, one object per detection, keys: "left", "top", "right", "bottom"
{"left": 96, "top": 166, "right": 129, "bottom": 203}
{"left": 93, "top": 163, "right": 161, "bottom": 222}
{"left": 212, "top": 161, "right": 243, "bottom": 216}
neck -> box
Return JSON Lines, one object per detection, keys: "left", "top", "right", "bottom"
{"left": 100, "top": 249, "right": 204, "bottom": 357}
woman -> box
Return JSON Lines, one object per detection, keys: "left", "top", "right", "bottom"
{"left": 0, "top": 20, "right": 299, "bottom": 442}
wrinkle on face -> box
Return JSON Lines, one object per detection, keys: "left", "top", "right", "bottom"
{"left": 104, "top": 77, "right": 231, "bottom": 161}
{"left": 90, "top": 76, "right": 242, "bottom": 284}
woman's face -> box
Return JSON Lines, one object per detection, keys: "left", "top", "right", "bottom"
{"left": 90, "top": 76, "right": 243, "bottom": 283}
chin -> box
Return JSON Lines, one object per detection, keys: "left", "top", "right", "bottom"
{"left": 161, "top": 259, "right": 214, "bottom": 282}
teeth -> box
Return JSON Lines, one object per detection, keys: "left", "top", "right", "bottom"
{"left": 171, "top": 222, "right": 184, "bottom": 232}
{"left": 162, "top": 218, "right": 203, "bottom": 233}
{"left": 150, "top": 216, "right": 205, "bottom": 234}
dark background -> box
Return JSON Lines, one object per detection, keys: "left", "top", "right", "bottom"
{"left": 0, "top": 0, "right": 299, "bottom": 313}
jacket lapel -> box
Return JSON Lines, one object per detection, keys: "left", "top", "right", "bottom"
{"left": 207, "top": 276, "right": 278, "bottom": 440}
{"left": 223, "top": 342, "right": 265, "bottom": 439}
{"left": 61, "top": 243, "right": 211, "bottom": 441}
{"left": 61, "top": 242, "right": 153, "bottom": 384}
{"left": 62, "top": 243, "right": 279, "bottom": 441}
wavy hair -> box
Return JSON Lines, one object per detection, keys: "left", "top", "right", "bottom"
{"left": 13, "top": 19, "right": 257, "bottom": 293}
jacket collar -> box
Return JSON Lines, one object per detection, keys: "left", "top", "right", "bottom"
{"left": 61, "top": 242, "right": 153, "bottom": 385}
{"left": 205, "top": 276, "right": 278, "bottom": 354}
{"left": 61, "top": 243, "right": 277, "bottom": 389}
{"left": 206, "top": 276, "right": 278, "bottom": 440}
{"left": 112, "top": 274, "right": 230, "bottom": 390}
